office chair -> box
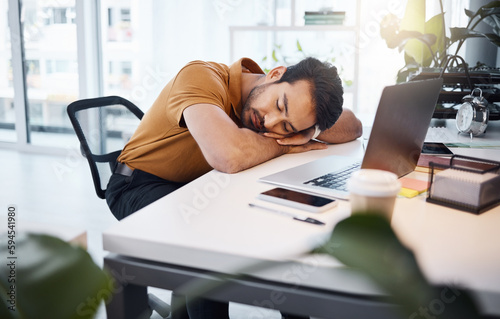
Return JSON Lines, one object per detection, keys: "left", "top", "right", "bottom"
{"left": 67, "top": 96, "right": 182, "bottom": 319}
{"left": 67, "top": 95, "right": 144, "bottom": 199}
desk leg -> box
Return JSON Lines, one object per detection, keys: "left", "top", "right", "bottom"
{"left": 104, "top": 258, "right": 151, "bottom": 319}
{"left": 171, "top": 292, "right": 190, "bottom": 319}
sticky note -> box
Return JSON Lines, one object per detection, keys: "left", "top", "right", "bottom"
{"left": 399, "top": 177, "right": 430, "bottom": 193}
{"left": 399, "top": 187, "right": 419, "bottom": 198}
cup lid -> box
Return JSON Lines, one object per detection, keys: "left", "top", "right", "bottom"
{"left": 347, "top": 169, "right": 401, "bottom": 197}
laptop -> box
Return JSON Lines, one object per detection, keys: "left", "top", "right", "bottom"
{"left": 259, "top": 78, "right": 444, "bottom": 199}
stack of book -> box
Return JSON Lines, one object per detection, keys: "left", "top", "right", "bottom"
{"left": 304, "top": 11, "right": 345, "bottom": 25}
{"left": 415, "top": 154, "right": 451, "bottom": 173}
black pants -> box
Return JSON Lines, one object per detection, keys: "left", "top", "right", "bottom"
{"left": 105, "top": 168, "right": 307, "bottom": 319}
{"left": 106, "top": 168, "right": 186, "bottom": 220}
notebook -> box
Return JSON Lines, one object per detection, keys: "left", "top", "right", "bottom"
{"left": 259, "top": 78, "right": 444, "bottom": 200}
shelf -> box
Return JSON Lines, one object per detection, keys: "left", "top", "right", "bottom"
{"left": 229, "top": 25, "right": 357, "bottom": 33}
{"left": 228, "top": 0, "right": 361, "bottom": 112}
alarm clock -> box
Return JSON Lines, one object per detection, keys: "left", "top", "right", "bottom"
{"left": 455, "top": 88, "right": 489, "bottom": 138}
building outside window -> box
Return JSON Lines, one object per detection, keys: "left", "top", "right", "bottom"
{"left": 21, "top": 0, "right": 79, "bottom": 147}
{"left": 0, "top": 0, "right": 15, "bottom": 142}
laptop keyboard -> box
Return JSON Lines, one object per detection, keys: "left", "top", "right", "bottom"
{"left": 303, "top": 162, "right": 361, "bottom": 191}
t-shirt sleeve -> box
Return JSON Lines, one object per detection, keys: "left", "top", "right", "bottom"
{"left": 166, "top": 61, "right": 229, "bottom": 127}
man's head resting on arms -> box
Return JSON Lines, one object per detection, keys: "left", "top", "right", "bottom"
{"left": 241, "top": 57, "right": 344, "bottom": 138}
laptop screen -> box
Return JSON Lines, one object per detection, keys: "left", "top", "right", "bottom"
{"left": 361, "top": 78, "right": 443, "bottom": 177}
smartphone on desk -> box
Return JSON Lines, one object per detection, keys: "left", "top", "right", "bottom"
{"left": 421, "top": 142, "right": 453, "bottom": 156}
{"left": 258, "top": 187, "right": 338, "bottom": 213}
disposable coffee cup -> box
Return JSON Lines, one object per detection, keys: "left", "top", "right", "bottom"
{"left": 347, "top": 169, "right": 401, "bottom": 220}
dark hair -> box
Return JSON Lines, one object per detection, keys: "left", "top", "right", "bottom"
{"left": 277, "top": 57, "right": 343, "bottom": 131}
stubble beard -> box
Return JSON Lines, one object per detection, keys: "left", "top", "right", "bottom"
{"left": 240, "top": 83, "right": 270, "bottom": 133}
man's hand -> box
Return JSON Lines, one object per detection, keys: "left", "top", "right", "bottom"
{"left": 286, "top": 139, "right": 328, "bottom": 153}
{"left": 262, "top": 128, "right": 327, "bottom": 153}
{"left": 263, "top": 126, "right": 316, "bottom": 145}
{"left": 268, "top": 109, "right": 364, "bottom": 145}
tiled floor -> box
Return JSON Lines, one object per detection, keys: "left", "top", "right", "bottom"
{"left": 0, "top": 148, "right": 282, "bottom": 319}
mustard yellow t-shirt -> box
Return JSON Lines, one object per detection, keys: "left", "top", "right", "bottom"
{"left": 117, "top": 58, "right": 264, "bottom": 183}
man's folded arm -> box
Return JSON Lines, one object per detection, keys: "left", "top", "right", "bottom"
{"left": 183, "top": 103, "right": 326, "bottom": 174}
{"left": 270, "top": 108, "right": 363, "bottom": 146}
{"left": 316, "top": 108, "right": 363, "bottom": 144}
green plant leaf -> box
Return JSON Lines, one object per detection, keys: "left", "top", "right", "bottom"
{"left": 380, "top": 13, "right": 402, "bottom": 48}
{"left": 383, "top": 29, "right": 423, "bottom": 50}
{"left": 467, "top": 1, "right": 500, "bottom": 29}
{"left": 484, "top": 32, "right": 500, "bottom": 46}
{"left": 400, "top": 0, "right": 425, "bottom": 32}
{"left": 400, "top": 13, "right": 444, "bottom": 67}
{"left": 400, "top": 0, "right": 426, "bottom": 65}
{"left": 397, "top": 67, "right": 419, "bottom": 83}
{"left": 400, "top": 33, "right": 437, "bottom": 66}
{"left": 450, "top": 27, "right": 486, "bottom": 42}
{"left": 482, "top": 0, "right": 500, "bottom": 10}
{"left": 480, "top": 7, "right": 500, "bottom": 30}
{"left": 395, "top": 54, "right": 420, "bottom": 82}
{"left": 271, "top": 49, "right": 278, "bottom": 62}
{"left": 403, "top": 52, "right": 417, "bottom": 65}
{"left": 311, "top": 214, "right": 480, "bottom": 318}
{"left": 0, "top": 234, "right": 110, "bottom": 319}
{"left": 465, "top": 8, "right": 475, "bottom": 18}
{"left": 296, "top": 40, "right": 303, "bottom": 52}
{"left": 424, "top": 13, "right": 446, "bottom": 65}
{"left": 343, "top": 79, "right": 353, "bottom": 87}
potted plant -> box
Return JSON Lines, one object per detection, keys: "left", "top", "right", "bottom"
{"left": 380, "top": 0, "right": 500, "bottom": 83}
{"left": 0, "top": 234, "right": 110, "bottom": 319}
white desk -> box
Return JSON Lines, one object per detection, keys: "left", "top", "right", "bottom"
{"left": 103, "top": 119, "right": 500, "bottom": 318}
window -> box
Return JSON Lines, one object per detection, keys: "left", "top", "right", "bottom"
{"left": 120, "top": 8, "right": 130, "bottom": 22}
{"left": 3, "top": 0, "right": 485, "bottom": 153}
{"left": 121, "top": 61, "right": 132, "bottom": 75}
{"left": 42, "top": 7, "right": 76, "bottom": 25}
{"left": 101, "top": 1, "right": 141, "bottom": 103}
{"left": 0, "top": 0, "right": 15, "bottom": 142}
{"left": 22, "top": 0, "right": 79, "bottom": 146}
{"left": 106, "top": 5, "right": 132, "bottom": 42}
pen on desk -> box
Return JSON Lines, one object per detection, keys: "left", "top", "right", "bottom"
{"left": 248, "top": 203, "right": 325, "bottom": 226}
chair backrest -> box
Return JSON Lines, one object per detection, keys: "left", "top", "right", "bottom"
{"left": 67, "top": 96, "right": 143, "bottom": 199}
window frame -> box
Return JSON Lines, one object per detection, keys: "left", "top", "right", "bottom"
{"left": 1, "top": 0, "right": 101, "bottom": 154}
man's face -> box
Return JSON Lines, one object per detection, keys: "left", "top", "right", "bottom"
{"left": 241, "top": 79, "right": 316, "bottom": 137}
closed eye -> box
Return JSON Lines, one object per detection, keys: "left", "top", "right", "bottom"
{"left": 277, "top": 97, "right": 297, "bottom": 134}
{"left": 276, "top": 99, "right": 290, "bottom": 133}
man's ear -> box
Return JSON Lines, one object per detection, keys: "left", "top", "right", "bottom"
{"left": 265, "top": 66, "right": 287, "bottom": 83}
